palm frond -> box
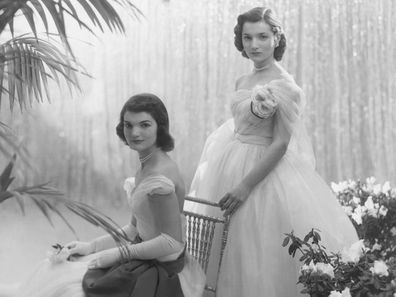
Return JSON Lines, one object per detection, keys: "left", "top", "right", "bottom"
{"left": 0, "top": 35, "right": 82, "bottom": 111}
{"left": 65, "top": 201, "right": 130, "bottom": 245}
{"left": 65, "top": 201, "right": 133, "bottom": 259}
{"left": 0, "top": 154, "right": 16, "bottom": 193}
{"left": 1, "top": 0, "right": 143, "bottom": 57}
{"left": 0, "top": 155, "right": 131, "bottom": 246}
{"left": 0, "top": 124, "right": 32, "bottom": 170}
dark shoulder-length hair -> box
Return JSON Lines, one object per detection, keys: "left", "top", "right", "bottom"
{"left": 116, "top": 93, "right": 174, "bottom": 152}
{"left": 234, "top": 7, "right": 286, "bottom": 61}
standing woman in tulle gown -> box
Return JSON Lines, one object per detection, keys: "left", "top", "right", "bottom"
{"left": 188, "top": 7, "right": 358, "bottom": 297}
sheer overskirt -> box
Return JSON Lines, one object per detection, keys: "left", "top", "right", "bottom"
{"left": 188, "top": 129, "right": 358, "bottom": 297}
{"left": 186, "top": 78, "right": 358, "bottom": 297}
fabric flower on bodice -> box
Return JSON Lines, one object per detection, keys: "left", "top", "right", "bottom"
{"left": 123, "top": 177, "right": 136, "bottom": 197}
{"left": 250, "top": 85, "right": 278, "bottom": 119}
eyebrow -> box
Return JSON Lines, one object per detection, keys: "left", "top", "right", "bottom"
{"left": 243, "top": 32, "right": 269, "bottom": 36}
{"left": 123, "top": 119, "right": 152, "bottom": 124}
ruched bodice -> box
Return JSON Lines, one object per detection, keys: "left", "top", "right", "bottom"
{"left": 231, "top": 89, "right": 274, "bottom": 142}
{"left": 123, "top": 175, "right": 186, "bottom": 244}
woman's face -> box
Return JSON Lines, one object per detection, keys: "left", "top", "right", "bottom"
{"left": 123, "top": 111, "right": 158, "bottom": 153}
{"left": 242, "top": 21, "right": 277, "bottom": 64}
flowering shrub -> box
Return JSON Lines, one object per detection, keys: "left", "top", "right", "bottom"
{"left": 331, "top": 177, "right": 396, "bottom": 260}
{"left": 282, "top": 229, "right": 396, "bottom": 296}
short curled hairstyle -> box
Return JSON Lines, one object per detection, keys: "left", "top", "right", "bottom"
{"left": 234, "top": 7, "right": 286, "bottom": 61}
{"left": 116, "top": 93, "right": 174, "bottom": 152}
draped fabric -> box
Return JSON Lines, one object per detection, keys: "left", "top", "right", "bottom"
{"left": 186, "top": 78, "right": 358, "bottom": 296}
{"left": 82, "top": 249, "right": 185, "bottom": 297}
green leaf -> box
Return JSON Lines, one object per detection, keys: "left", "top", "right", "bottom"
{"left": 20, "top": 4, "right": 37, "bottom": 38}
{"left": 1, "top": 35, "right": 82, "bottom": 110}
{"left": 282, "top": 236, "right": 290, "bottom": 247}
{"left": 9, "top": 190, "right": 26, "bottom": 215}
{"left": 29, "top": 0, "right": 49, "bottom": 34}
{"left": 0, "top": 154, "right": 16, "bottom": 192}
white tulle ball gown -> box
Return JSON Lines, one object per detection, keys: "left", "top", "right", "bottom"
{"left": 186, "top": 74, "right": 358, "bottom": 297}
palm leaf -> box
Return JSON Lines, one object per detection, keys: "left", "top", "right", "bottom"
{"left": 29, "top": 0, "right": 49, "bottom": 33}
{"left": 0, "top": 35, "right": 82, "bottom": 111}
{"left": 1, "top": 0, "right": 143, "bottom": 57}
{"left": 20, "top": 4, "right": 37, "bottom": 38}
{"left": 0, "top": 124, "right": 33, "bottom": 170}
{"left": 0, "top": 0, "right": 22, "bottom": 34}
{"left": 64, "top": 200, "right": 132, "bottom": 258}
{"left": 0, "top": 154, "right": 16, "bottom": 192}
{"left": 0, "top": 155, "right": 130, "bottom": 246}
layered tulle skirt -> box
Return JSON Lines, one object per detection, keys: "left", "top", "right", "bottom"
{"left": 2, "top": 251, "right": 204, "bottom": 297}
{"left": 187, "top": 120, "right": 358, "bottom": 297}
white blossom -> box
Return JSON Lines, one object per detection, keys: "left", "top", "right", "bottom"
{"left": 342, "top": 206, "right": 353, "bottom": 216}
{"left": 364, "top": 196, "right": 377, "bottom": 217}
{"left": 390, "top": 227, "right": 396, "bottom": 236}
{"left": 341, "top": 240, "right": 366, "bottom": 263}
{"left": 47, "top": 247, "right": 70, "bottom": 264}
{"left": 366, "top": 176, "right": 376, "bottom": 186}
{"left": 329, "top": 291, "right": 342, "bottom": 297}
{"left": 316, "top": 262, "right": 334, "bottom": 278}
{"left": 347, "top": 180, "right": 357, "bottom": 189}
{"left": 378, "top": 205, "right": 388, "bottom": 217}
{"left": 341, "top": 288, "right": 352, "bottom": 297}
{"left": 351, "top": 205, "right": 366, "bottom": 225}
{"left": 300, "top": 262, "right": 334, "bottom": 278}
{"left": 370, "top": 260, "right": 389, "bottom": 277}
{"left": 373, "top": 184, "right": 382, "bottom": 195}
{"left": 331, "top": 181, "right": 348, "bottom": 194}
{"left": 391, "top": 188, "right": 396, "bottom": 198}
{"left": 382, "top": 181, "right": 391, "bottom": 193}
{"left": 371, "top": 241, "right": 382, "bottom": 251}
{"left": 329, "top": 288, "right": 351, "bottom": 297}
{"left": 352, "top": 196, "right": 361, "bottom": 204}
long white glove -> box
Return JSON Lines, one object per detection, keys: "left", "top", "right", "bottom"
{"left": 66, "top": 223, "right": 138, "bottom": 257}
{"left": 92, "top": 223, "right": 139, "bottom": 252}
{"left": 88, "top": 232, "right": 184, "bottom": 269}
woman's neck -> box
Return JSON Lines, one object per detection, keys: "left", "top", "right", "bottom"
{"left": 253, "top": 59, "right": 276, "bottom": 73}
{"left": 138, "top": 147, "right": 161, "bottom": 169}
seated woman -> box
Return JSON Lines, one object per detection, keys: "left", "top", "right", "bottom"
{"left": 3, "top": 93, "right": 205, "bottom": 297}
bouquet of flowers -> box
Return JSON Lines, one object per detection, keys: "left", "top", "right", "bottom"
{"left": 331, "top": 177, "right": 396, "bottom": 260}
{"left": 282, "top": 229, "right": 396, "bottom": 296}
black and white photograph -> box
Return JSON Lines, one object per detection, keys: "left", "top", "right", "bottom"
{"left": 0, "top": 1, "right": 395, "bottom": 296}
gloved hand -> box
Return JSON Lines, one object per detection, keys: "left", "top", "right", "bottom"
{"left": 88, "top": 248, "right": 121, "bottom": 269}
{"left": 65, "top": 241, "right": 95, "bottom": 258}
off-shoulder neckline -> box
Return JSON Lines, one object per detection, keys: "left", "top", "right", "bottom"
{"left": 130, "top": 173, "right": 175, "bottom": 190}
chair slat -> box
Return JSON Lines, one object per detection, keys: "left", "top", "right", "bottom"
{"left": 183, "top": 198, "right": 230, "bottom": 296}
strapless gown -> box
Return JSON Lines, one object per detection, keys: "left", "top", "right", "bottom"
{"left": 186, "top": 77, "right": 358, "bottom": 297}
{"left": 1, "top": 175, "right": 205, "bottom": 297}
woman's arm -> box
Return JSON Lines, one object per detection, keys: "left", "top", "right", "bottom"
{"left": 88, "top": 192, "right": 184, "bottom": 268}
{"left": 66, "top": 218, "right": 138, "bottom": 257}
{"left": 219, "top": 111, "right": 292, "bottom": 216}
{"left": 92, "top": 220, "right": 139, "bottom": 252}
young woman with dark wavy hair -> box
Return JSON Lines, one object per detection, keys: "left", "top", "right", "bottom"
{"left": 2, "top": 94, "right": 205, "bottom": 297}
{"left": 187, "top": 7, "right": 358, "bottom": 297}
